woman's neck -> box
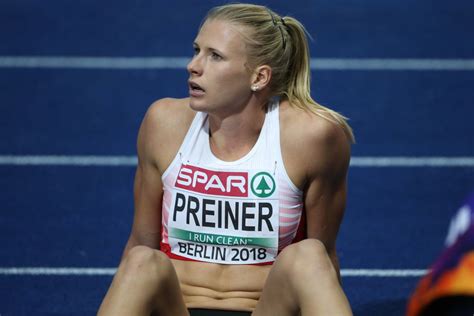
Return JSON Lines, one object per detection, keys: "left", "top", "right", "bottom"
{"left": 208, "top": 99, "right": 268, "bottom": 161}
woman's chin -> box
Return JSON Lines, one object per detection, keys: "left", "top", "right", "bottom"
{"left": 188, "top": 99, "right": 208, "bottom": 112}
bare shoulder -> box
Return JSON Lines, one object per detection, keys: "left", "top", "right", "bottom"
{"left": 280, "top": 100, "right": 351, "bottom": 181}
{"left": 143, "top": 97, "right": 195, "bottom": 132}
{"left": 138, "top": 97, "right": 196, "bottom": 174}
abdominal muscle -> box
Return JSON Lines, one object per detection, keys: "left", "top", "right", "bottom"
{"left": 172, "top": 259, "right": 272, "bottom": 311}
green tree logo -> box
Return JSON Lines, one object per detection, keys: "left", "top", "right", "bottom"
{"left": 251, "top": 172, "right": 275, "bottom": 198}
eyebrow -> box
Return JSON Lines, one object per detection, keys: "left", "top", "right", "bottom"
{"left": 193, "top": 42, "right": 226, "bottom": 57}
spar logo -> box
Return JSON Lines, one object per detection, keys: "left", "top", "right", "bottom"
{"left": 251, "top": 172, "right": 275, "bottom": 198}
{"left": 175, "top": 164, "right": 248, "bottom": 197}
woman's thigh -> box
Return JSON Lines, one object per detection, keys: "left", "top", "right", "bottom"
{"left": 251, "top": 240, "right": 352, "bottom": 316}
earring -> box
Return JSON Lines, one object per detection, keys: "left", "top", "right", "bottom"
{"left": 251, "top": 85, "right": 259, "bottom": 91}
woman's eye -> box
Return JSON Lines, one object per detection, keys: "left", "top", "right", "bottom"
{"left": 193, "top": 47, "right": 200, "bottom": 55}
{"left": 211, "top": 52, "right": 222, "bottom": 60}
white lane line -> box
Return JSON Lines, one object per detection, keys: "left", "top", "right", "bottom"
{"left": 350, "top": 157, "right": 474, "bottom": 167}
{"left": 0, "top": 56, "right": 190, "bottom": 69}
{"left": 313, "top": 58, "right": 474, "bottom": 70}
{"left": 0, "top": 267, "right": 428, "bottom": 277}
{"left": 0, "top": 267, "right": 116, "bottom": 276}
{"left": 0, "top": 155, "right": 137, "bottom": 166}
{"left": 341, "top": 269, "right": 428, "bottom": 277}
{"left": 1, "top": 156, "right": 474, "bottom": 167}
{"left": 1, "top": 56, "right": 474, "bottom": 71}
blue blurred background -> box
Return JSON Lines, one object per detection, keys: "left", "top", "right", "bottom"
{"left": 1, "top": 1, "right": 474, "bottom": 315}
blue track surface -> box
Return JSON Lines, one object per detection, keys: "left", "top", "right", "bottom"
{"left": 1, "top": 1, "right": 474, "bottom": 315}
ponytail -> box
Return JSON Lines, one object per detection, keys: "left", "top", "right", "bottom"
{"left": 283, "top": 17, "right": 355, "bottom": 143}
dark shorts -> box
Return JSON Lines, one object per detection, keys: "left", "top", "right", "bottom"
{"left": 189, "top": 309, "right": 252, "bottom": 316}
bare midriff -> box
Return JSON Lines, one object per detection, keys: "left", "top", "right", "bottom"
{"left": 172, "top": 259, "right": 272, "bottom": 311}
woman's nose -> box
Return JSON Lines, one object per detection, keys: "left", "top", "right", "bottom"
{"left": 187, "top": 55, "right": 203, "bottom": 76}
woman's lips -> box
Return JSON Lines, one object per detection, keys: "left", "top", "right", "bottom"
{"left": 189, "top": 80, "right": 206, "bottom": 97}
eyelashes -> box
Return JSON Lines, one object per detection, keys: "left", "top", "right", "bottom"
{"left": 210, "top": 52, "right": 223, "bottom": 60}
{"left": 192, "top": 46, "right": 223, "bottom": 61}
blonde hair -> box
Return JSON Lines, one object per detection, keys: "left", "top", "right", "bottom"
{"left": 204, "top": 3, "right": 355, "bottom": 143}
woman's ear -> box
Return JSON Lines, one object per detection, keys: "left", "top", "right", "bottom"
{"left": 250, "top": 65, "right": 272, "bottom": 91}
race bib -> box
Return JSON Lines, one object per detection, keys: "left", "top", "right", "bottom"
{"left": 168, "top": 164, "right": 279, "bottom": 264}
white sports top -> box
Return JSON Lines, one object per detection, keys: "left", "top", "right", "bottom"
{"left": 160, "top": 98, "right": 305, "bottom": 265}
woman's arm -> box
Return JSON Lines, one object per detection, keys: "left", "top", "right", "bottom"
{"left": 121, "top": 98, "right": 196, "bottom": 260}
{"left": 302, "top": 116, "right": 351, "bottom": 278}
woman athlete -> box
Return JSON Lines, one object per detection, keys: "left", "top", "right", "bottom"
{"left": 98, "top": 3, "right": 354, "bottom": 316}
